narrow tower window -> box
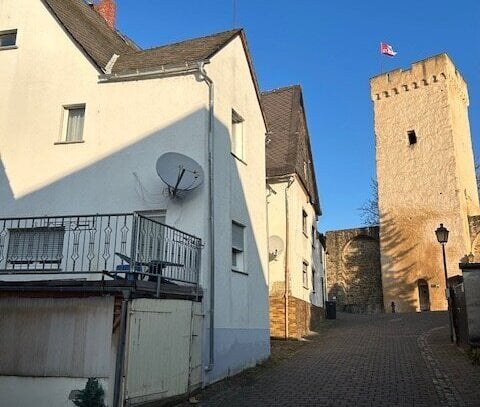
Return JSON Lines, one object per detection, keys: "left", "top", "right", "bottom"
{"left": 407, "top": 130, "right": 417, "bottom": 145}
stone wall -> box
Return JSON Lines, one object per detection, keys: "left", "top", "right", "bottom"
{"left": 325, "top": 227, "right": 384, "bottom": 313}
{"left": 269, "top": 295, "right": 324, "bottom": 339}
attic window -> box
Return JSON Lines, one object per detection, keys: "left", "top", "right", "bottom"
{"left": 0, "top": 29, "right": 17, "bottom": 49}
{"left": 407, "top": 130, "right": 417, "bottom": 145}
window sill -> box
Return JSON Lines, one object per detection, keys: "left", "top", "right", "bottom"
{"left": 303, "top": 285, "right": 309, "bottom": 290}
{"left": 303, "top": 232, "right": 309, "bottom": 239}
{"left": 0, "top": 45, "right": 18, "bottom": 51}
{"left": 231, "top": 153, "right": 247, "bottom": 165}
{"left": 232, "top": 268, "right": 248, "bottom": 276}
{"left": 54, "top": 140, "right": 85, "bottom": 145}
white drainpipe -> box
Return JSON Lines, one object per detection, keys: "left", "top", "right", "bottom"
{"left": 197, "top": 61, "right": 216, "bottom": 372}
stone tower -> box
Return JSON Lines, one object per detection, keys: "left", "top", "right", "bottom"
{"left": 370, "top": 53, "right": 479, "bottom": 312}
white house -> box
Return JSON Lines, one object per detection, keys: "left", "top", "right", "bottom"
{"left": 0, "top": 0, "right": 269, "bottom": 405}
{"left": 262, "top": 85, "right": 325, "bottom": 338}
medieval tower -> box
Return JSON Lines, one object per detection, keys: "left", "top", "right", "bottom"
{"left": 371, "top": 53, "right": 479, "bottom": 312}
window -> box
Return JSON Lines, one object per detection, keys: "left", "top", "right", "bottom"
{"left": 232, "top": 221, "right": 245, "bottom": 273}
{"left": 303, "top": 261, "right": 308, "bottom": 288}
{"left": 62, "top": 105, "right": 85, "bottom": 142}
{"left": 312, "top": 268, "right": 316, "bottom": 292}
{"left": 407, "top": 130, "right": 417, "bottom": 145}
{"left": 311, "top": 226, "right": 316, "bottom": 247}
{"left": 302, "top": 210, "right": 308, "bottom": 236}
{"left": 6, "top": 227, "right": 64, "bottom": 270}
{"left": 0, "top": 29, "right": 17, "bottom": 48}
{"left": 231, "top": 109, "right": 244, "bottom": 160}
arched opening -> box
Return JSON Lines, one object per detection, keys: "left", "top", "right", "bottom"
{"left": 417, "top": 279, "right": 430, "bottom": 311}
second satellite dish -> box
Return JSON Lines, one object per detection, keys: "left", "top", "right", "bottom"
{"left": 268, "top": 235, "right": 284, "bottom": 259}
{"left": 156, "top": 152, "right": 204, "bottom": 197}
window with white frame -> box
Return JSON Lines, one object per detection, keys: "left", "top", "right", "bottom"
{"left": 6, "top": 227, "right": 64, "bottom": 269}
{"left": 232, "top": 221, "right": 245, "bottom": 272}
{"left": 303, "top": 260, "right": 308, "bottom": 288}
{"left": 0, "top": 29, "right": 17, "bottom": 48}
{"left": 62, "top": 105, "right": 85, "bottom": 142}
{"left": 231, "top": 109, "right": 244, "bottom": 160}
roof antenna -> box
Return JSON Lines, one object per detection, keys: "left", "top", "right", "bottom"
{"left": 232, "top": 0, "right": 237, "bottom": 28}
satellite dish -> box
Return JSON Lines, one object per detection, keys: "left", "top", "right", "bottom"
{"left": 269, "top": 235, "right": 284, "bottom": 258}
{"left": 156, "top": 153, "right": 204, "bottom": 197}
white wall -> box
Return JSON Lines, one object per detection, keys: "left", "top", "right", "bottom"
{"left": 0, "top": 0, "right": 269, "bottom": 387}
{"left": 204, "top": 36, "right": 270, "bottom": 382}
{"left": 267, "top": 176, "right": 323, "bottom": 307}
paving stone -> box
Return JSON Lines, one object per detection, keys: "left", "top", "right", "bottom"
{"left": 175, "top": 312, "right": 480, "bottom": 406}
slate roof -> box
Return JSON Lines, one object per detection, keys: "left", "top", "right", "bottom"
{"left": 261, "top": 85, "right": 321, "bottom": 214}
{"left": 42, "top": 0, "right": 242, "bottom": 74}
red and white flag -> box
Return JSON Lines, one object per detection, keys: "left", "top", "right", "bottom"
{"left": 380, "top": 42, "right": 397, "bottom": 57}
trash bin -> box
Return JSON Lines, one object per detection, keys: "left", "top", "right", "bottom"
{"left": 325, "top": 301, "right": 336, "bottom": 320}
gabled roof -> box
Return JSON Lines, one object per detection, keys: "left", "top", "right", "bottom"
{"left": 261, "top": 85, "right": 321, "bottom": 215}
{"left": 42, "top": 0, "right": 134, "bottom": 71}
{"left": 42, "top": 0, "right": 242, "bottom": 74}
{"left": 113, "top": 30, "right": 241, "bottom": 74}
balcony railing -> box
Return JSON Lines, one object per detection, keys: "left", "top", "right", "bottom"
{"left": 0, "top": 213, "right": 202, "bottom": 289}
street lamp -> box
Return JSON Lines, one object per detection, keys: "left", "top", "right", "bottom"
{"left": 435, "top": 223, "right": 455, "bottom": 342}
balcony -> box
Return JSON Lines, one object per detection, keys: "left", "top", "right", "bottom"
{"left": 0, "top": 213, "right": 202, "bottom": 298}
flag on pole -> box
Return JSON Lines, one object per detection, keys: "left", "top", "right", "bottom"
{"left": 380, "top": 42, "right": 397, "bottom": 57}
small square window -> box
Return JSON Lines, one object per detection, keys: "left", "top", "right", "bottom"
{"left": 232, "top": 110, "right": 244, "bottom": 160}
{"left": 62, "top": 105, "right": 85, "bottom": 142}
{"left": 232, "top": 221, "right": 246, "bottom": 273}
{"left": 0, "top": 30, "right": 17, "bottom": 48}
{"left": 303, "top": 261, "right": 308, "bottom": 288}
{"left": 407, "top": 130, "right": 417, "bottom": 145}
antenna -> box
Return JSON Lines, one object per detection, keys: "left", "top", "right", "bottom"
{"left": 232, "top": 0, "right": 237, "bottom": 28}
{"left": 155, "top": 153, "right": 204, "bottom": 198}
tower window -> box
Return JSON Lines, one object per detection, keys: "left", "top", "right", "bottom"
{"left": 407, "top": 130, "right": 417, "bottom": 145}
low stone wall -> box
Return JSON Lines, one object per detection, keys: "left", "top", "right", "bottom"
{"left": 326, "top": 227, "right": 384, "bottom": 313}
{"left": 269, "top": 295, "right": 324, "bottom": 339}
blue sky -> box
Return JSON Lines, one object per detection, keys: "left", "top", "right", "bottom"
{"left": 116, "top": 0, "right": 479, "bottom": 232}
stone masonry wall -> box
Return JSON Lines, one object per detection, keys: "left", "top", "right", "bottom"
{"left": 326, "top": 227, "right": 384, "bottom": 313}
{"left": 269, "top": 295, "right": 324, "bottom": 339}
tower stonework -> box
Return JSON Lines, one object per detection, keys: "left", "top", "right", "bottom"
{"left": 371, "top": 53, "right": 479, "bottom": 312}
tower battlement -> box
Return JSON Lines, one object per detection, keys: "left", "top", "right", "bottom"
{"left": 370, "top": 53, "right": 468, "bottom": 103}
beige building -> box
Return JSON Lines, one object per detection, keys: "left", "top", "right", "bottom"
{"left": 371, "top": 53, "right": 479, "bottom": 312}
{"left": 262, "top": 85, "right": 324, "bottom": 338}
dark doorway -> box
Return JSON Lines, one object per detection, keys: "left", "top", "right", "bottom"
{"left": 418, "top": 279, "right": 430, "bottom": 311}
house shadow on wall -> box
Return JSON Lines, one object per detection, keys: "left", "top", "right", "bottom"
{"left": 378, "top": 212, "right": 418, "bottom": 312}
{"left": 0, "top": 107, "right": 269, "bottom": 382}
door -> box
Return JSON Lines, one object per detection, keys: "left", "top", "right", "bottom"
{"left": 418, "top": 279, "right": 430, "bottom": 311}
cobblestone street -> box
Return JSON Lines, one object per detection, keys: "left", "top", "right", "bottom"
{"left": 177, "top": 312, "right": 480, "bottom": 407}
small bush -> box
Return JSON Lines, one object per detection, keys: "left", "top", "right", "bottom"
{"left": 73, "top": 378, "right": 106, "bottom": 407}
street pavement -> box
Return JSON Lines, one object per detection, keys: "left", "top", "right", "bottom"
{"left": 176, "top": 312, "right": 480, "bottom": 406}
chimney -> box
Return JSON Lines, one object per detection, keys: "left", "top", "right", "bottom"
{"left": 94, "top": 0, "right": 116, "bottom": 29}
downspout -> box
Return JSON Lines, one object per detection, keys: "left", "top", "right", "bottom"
{"left": 198, "top": 62, "right": 215, "bottom": 371}
{"left": 113, "top": 291, "right": 130, "bottom": 407}
{"left": 284, "top": 176, "right": 295, "bottom": 339}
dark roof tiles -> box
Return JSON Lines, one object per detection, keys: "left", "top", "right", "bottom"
{"left": 261, "top": 85, "right": 321, "bottom": 214}
{"left": 42, "top": 0, "right": 241, "bottom": 74}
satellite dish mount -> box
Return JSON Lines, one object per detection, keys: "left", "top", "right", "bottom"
{"left": 156, "top": 153, "right": 204, "bottom": 198}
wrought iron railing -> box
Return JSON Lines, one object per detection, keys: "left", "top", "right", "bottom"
{"left": 0, "top": 213, "right": 202, "bottom": 288}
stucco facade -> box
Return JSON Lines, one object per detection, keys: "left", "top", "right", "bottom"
{"left": 371, "top": 54, "right": 479, "bottom": 312}
{"left": 0, "top": 0, "right": 269, "bottom": 401}
{"left": 267, "top": 176, "right": 325, "bottom": 338}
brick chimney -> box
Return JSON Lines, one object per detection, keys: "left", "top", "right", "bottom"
{"left": 94, "top": 0, "right": 116, "bottom": 29}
